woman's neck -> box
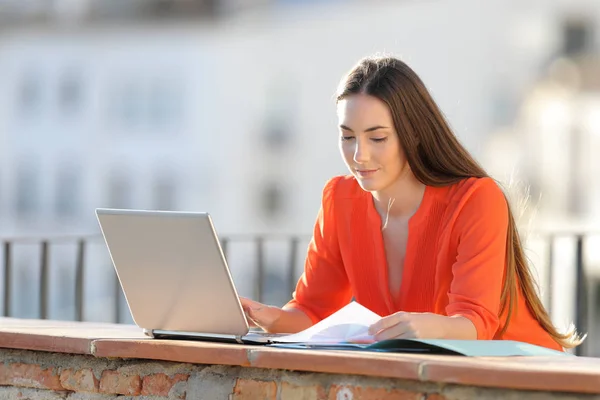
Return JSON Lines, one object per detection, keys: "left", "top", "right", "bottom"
{"left": 371, "top": 174, "right": 426, "bottom": 220}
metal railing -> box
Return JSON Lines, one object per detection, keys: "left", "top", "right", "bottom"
{"left": 0, "top": 233, "right": 311, "bottom": 325}
{"left": 2, "top": 236, "right": 90, "bottom": 322}
{"left": 545, "top": 233, "right": 589, "bottom": 356}
{"left": 0, "top": 232, "right": 596, "bottom": 356}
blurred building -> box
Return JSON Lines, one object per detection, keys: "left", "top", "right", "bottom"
{"left": 1, "top": 0, "right": 598, "bottom": 236}
{"left": 484, "top": 16, "right": 600, "bottom": 229}
{"left": 1, "top": 0, "right": 600, "bottom": 345}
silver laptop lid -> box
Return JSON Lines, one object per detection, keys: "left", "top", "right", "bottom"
{"left": 95, "top": 208, "right": 249, "bottom": 336}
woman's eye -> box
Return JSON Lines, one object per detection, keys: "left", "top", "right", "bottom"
{"left": 341, "top": 136, "right": 355, "bottom": 141}
{"left": 371, "top": 137, "right": 387, "bottom": 143}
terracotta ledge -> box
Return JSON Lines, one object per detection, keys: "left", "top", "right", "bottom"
{"left": 1, "top": 317, "right": 600, "bottom": 395}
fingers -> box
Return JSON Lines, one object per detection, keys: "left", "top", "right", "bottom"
{"left": 242, "top": 306, "right": 263, "bottom": 328}
{"left": 368, "top": 312, "right": 407, "bottom": 336}
{"left": 239, "top": 297, "right": 262, "bottom": 328}
{"left": 245, "top": 313, "right": 259, "bottom": 328}
{"left": 368, "top": 312, "right": 421, "bottom": 341}
{"left": 373, "top": 322, "right": 416, "bottom": 341}
{"left": 239, "top": 297, "right": 278, "bottom": 331}
{"left": 239, "top": 297, "right": 263, "bottom": 310}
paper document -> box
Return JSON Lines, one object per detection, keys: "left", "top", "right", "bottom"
{"left": 274, "top": 301, "right": 381, "bottom": 344}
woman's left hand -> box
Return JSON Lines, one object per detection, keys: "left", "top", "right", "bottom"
{"left": 368, "top": 312, "right": 448, "bottom": 341}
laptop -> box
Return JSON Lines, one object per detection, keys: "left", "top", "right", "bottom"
{"left": 95, "top": 208, "right": 286, "bottom": 344}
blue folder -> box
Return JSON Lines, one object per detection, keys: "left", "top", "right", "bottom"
{"left": 268, "top": 339, "right": 571, "bottom": 356}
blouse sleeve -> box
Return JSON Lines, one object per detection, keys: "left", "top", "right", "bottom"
{"left": 445, "top": 178, "right": 510, "bottom": 339}
{"left": 284, "top": 176, "right": 352, "bottom": 323}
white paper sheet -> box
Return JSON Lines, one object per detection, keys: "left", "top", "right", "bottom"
{"left": 274, "top": 301, "right": 381, "bottom": 344}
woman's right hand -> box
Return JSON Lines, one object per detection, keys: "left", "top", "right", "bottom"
{"left": 239, "top": 297, "right": 284, "bottom": 332}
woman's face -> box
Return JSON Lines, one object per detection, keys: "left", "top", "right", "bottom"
{"left": 337, "top": 94, "right": 409, "bottom": 193}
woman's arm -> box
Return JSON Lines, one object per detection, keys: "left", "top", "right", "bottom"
{"left": 445, "top": 178, "right": 509, "bottom": 339}
{"left": 368, "top": 312, "right": 477, "bottom": 340}
{"left": 240, "top": 297, "right": 313, "bottom": 333}
{"left": 240, "top": 176, "right": 352, "bottom": 333}
{"left": 284, "top": 176, "right": 353, "bottom": 323}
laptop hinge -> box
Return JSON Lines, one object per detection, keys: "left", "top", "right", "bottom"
{"left": 147, "top": 329, "right": 247, "bottom": 343}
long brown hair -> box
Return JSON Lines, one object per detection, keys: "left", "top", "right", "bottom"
{"left": 336, "top": 55, "right": 582, "bottom": 349}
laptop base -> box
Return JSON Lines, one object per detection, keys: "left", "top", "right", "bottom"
{"left": 144, "top": 329, "right": 279, "bottom": 345}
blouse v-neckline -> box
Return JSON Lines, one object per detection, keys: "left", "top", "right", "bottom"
{"left": 365, "top": 186, "right": 433, "bottom": 313}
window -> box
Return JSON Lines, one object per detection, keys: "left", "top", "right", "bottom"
{"left": 59, "top": 71, "right": 83, "bottom": 116}
{"left": 152, "top": 174, "right": 176, "bottom": 210}
{"left": 562, "top": 18, "right": 593, "bottom": 55}
{"left": 263, "top": 117, "right": 291, "bottom": 150}
{"left": 109, "top": 80, "right": 143, "bottom": 128}
{"left": 17, "top": 73, "right": 42, "bottom": 116}
{"left": 109, "top": 75, "right": 184, "bottom": 132}
{"left": 262, "top": 82, "right": 295, "bottom": 150}
{"left": 148, "top": 80, "right": 182, "bottom": 128}
{"left": 55, "top": 163, "right": 80, "bottom": 218}
{"left": 15, "top": 163, "right": 39, "bottom": 219}
{"left": 108, "top": 172, "right": 132, "bottom": 208}
{"left": 259, "top": 181, "right": 285, "bottom": 219}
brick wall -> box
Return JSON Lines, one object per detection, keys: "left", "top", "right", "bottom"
{"left": 0, "top": 349, "right": 596, "bottom": 400}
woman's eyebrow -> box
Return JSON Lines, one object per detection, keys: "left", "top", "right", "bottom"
{"left": 339, "top": 125, "right": 390, "bottom": 132}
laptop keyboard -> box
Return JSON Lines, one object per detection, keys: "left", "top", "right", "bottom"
{"left": 247, "top": 331, "right": 289, "bottom": 339}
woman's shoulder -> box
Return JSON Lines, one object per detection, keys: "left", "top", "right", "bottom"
{"left": 439, "top": 176, "right": 508, "bottom": 214}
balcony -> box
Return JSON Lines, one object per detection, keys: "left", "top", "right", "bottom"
{"left": 0, "top": 231, "right": 598, "bottom": 356}
{"left": 1, "top": 232, "right": 600, "bottom": 398}
{"left": 2, "top": 317, "right": 600, "bottom": 399}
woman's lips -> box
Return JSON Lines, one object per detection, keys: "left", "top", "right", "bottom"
{"left": 356, "top": 169, "right": 378, "bottom": 177}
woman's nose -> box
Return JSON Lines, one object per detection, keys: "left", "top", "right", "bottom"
{"left": 353, "top": 140, "right": 370, "bottom": 164}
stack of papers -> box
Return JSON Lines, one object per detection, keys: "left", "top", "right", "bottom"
{"left": 274, "top": 301, "right": 380, "bottom": 344}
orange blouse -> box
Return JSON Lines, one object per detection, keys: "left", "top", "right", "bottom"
{"left": 285, "top": 175, "right": 562, "bottom": 351}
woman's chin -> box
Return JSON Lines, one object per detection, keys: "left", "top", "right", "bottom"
{"left": 355, "top": 177, "right": 380, "bottom": 192}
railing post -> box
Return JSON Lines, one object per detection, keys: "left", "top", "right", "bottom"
{"left": 75, "top": 239, "right": 86, "bottom": 322}
{"left": 221, "top": 237, "right": 229, "bottom": 261}
{"left": 39, "top": 241, "right": 49, "bottom": 319}
{"left": 3, "top": 242, "right": 11, "bottom": 317}
{"left": 255, "top": 237, "right": 264, "bottom": 303}
{"left": 288, "top": 237, "right": 299, "bottom": 295}
{"left": 575, "top": 235, "right": 588, "bottom": 356}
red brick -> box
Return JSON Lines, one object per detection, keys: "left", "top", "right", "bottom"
{"left": 232, "top": 378, "right": 277, "bottom": 400}
{"left": 60, "top": 368, "right": 99, "bottom": 392}
{"left": 92, "top": 339, "right": 251, "bottom": 367}
{"left": 328, "top": 385, "right": 421, "bottom": 400}
{"left": 249, "top": 348, "right": 422, "bottom": 381}
{"left": 280, "top": 382, "right": 327, "bottom": 400}
{"left": 141, "top": 373, "right": 189, "bottom": 398}
{"left": 0, "top": 363, "right": 8, "bottom": 385}
{"left": 0, "top": 362, "right": 62, "bottom": 390}
{"left": 425, "top": 395, "right": 447, "bottom": 400}
{"left": 99, "top": 370, "right": 141, "bottom": 395}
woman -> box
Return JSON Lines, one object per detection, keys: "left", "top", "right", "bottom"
{"left": 241, "top": 55, "right": 581, "bottom": 351}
